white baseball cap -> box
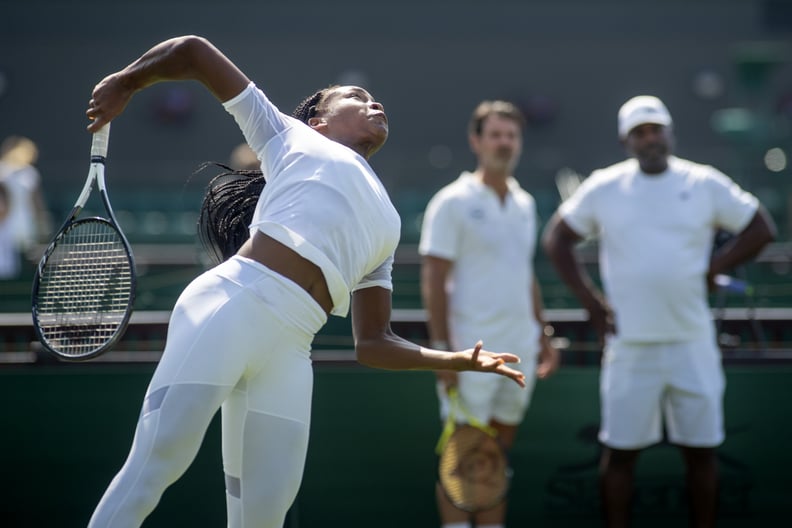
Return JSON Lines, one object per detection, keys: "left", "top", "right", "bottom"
{"left": 617, "top": 95, "right": 672, "bottom": 138}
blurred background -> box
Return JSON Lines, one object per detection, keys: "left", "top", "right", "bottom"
{"left": 2, "top": 0, "right": 792, "bottom": 311}
{"left": 1, "top": 0, "right": 791, "bottom": 526}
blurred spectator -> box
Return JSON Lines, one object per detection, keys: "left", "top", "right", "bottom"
{"left": 0, "top": 136, "right": 53, "bottom": 255}
{"left": 419, "top": 100, "right": 560, "bottom": 528}
{"left": 229, "top": 142, "right": 260, "bottom": 171}
{"left": 0, "top": 180, "right": 22, "bottom": 278}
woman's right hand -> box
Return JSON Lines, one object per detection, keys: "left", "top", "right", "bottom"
{"left": 86, "top": 72, "right": 134, "bottom": 132}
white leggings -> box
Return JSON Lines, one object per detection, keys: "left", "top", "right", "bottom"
{"left": 88, "top": 256, "right": 326, "bottom": 528}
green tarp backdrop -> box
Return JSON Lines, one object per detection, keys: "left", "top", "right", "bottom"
{"left": 0, "top": 365, "right": 790, "bottom": 527}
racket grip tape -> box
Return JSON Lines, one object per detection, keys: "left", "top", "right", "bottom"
{"left": 91, "top": 123, "right": 111, "bottom": 159}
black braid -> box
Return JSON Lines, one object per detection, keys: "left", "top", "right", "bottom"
{"left": 292, "top": 86, "right": 338, "bottom": 123}
{"left": 197, "top": 162, "right": 264, "bottom": 264}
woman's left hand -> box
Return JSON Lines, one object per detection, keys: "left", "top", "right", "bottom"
{"left": 457, "top": 341, "right": 526, "bottom": 388}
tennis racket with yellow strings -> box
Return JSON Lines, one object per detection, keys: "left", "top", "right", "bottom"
{"left": 435, "top": 387, "right": 511, "bottom": 513}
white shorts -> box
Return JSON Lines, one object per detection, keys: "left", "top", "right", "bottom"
{"left": 599, "top": 335, "right": 725, "bottom": 450}
{"left": 437, "top": 355, "right": 537, "bottom": 426}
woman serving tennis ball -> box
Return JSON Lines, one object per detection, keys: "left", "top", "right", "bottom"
{"left": 85, "top": 35, "right": 525, "bottom": 528}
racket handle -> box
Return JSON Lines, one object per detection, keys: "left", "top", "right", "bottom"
{"left": 91, "top": 123, "right": 111, "bottom": 158}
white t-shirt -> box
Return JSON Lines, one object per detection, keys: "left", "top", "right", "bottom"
{"left": 223, "top": 83, "right": 401, "bottom": 317}
{"left": 419, "top": 172, "right": 541, "bottom": 354}
{"left": 559, "top": 156, "right": 758, "bottom": 342}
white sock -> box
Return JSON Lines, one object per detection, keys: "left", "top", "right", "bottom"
{"left": 441, "top": 523, "right": 471, "bottom": 528}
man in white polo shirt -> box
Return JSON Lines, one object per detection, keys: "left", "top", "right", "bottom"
{"left": 420, "top": 100, "right": 560, "bottom": 528}
{"left": 542, "top": 95, "right": 776, "bottom": 528}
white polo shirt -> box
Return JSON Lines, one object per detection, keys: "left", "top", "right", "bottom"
{"left": 419, "top": 172, "right": 541, "bottom": 355}
{"left": 223, "top": 83, "right": 401, "bottom": 317}
{"left": 559, "top": 156, "right": 758, "bottom": 342}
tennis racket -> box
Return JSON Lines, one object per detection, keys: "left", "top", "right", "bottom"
{"left": 31, "top": 124, "right": 136, "bottom": 361}
{"left": 436, "top": 388, "right": 510, "bottom": 513}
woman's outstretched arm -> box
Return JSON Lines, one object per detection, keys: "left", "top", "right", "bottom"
{"left": 351, "top": 286, "right": 526, "bottom": 387}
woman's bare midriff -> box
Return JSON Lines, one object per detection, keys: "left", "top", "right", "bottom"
{"left": 237, "top": 230, "right": 333, "bottom": 314}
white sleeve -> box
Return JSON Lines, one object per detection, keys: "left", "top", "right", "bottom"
{"left": 222, "top": 82, "right": 296, "bottom": 165}
{"left": 558, "top": 172, "right": 601, "bottom": 238}
{"left": 706, "top": 166, "right": 759, "bottom": 233}
{"left": 418, "top": 192, "right": 459, "bottom": 260}
{"left": 352, "top": 255, "right": 394, "bottom": 292}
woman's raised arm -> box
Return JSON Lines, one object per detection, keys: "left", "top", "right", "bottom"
{"left": 86, "top": 35, "right": 250, "bottom": 131}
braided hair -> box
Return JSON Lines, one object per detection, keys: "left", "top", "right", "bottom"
{"left": 197, "top": 163, "right": 263, "bottom": 264}
{"left": 197, "top": 87, "right": 337, "bottom": 264}
{"left": 291, "top": 86, "right": 337, "bottom": 124}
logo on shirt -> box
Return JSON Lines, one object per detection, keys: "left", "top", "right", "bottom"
{"left": 470, "top": 208, "right": 485, "bottom": 220}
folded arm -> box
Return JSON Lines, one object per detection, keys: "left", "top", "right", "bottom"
{"left": 708, "top": 205, "right": 777, "bottom": 284}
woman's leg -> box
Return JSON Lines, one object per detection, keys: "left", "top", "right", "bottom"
{"left": 222, "top": 398, "right": 312, "bottom": 528}
{"left": 88, "top": 383, "right": 233, "bottom": 528}
{"left": 221, "top": 271, "right": 318, "bottom": 528}
{"left": 88, "top": 266, "right": 257, "bottom": 528}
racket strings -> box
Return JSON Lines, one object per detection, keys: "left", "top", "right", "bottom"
{"left": 35, "top": 220, "right": 133, "bottom": 356}
{"left": 439, "top": 425, "right": 509, "bottom": 512}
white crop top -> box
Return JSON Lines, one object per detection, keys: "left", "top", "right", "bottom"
{"left": 223, "top": 83, "right": 401, "bottom": 317}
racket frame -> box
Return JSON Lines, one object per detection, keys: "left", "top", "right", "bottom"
{"left": 31, "top": 125, "right": 137, "bottom": 361}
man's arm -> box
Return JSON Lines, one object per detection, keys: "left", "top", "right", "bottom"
{"left": 541, "top": 211, "right": 614, "bottom": 342}
{"left": 531, "top": 276, "right": 560, "bottom": 379}
{"left": 708, "top": 205, "right": 777, "bottom": 285}
{"left": 420, "top": 255, "right": 459, "bottom": 388}
{"left": 86, "top": 35, "right": 250, "bottom": 132}
{"left": 421, "top": 255, "right": 453, "bottom": 348}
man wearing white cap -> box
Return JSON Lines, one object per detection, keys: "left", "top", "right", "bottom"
{"left": 541, "top": 95, "right": 776, "bottom": 527}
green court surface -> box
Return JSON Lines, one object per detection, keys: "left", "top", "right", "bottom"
{"left": 0, "top": 364, "right": 789, "bottom": 527}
